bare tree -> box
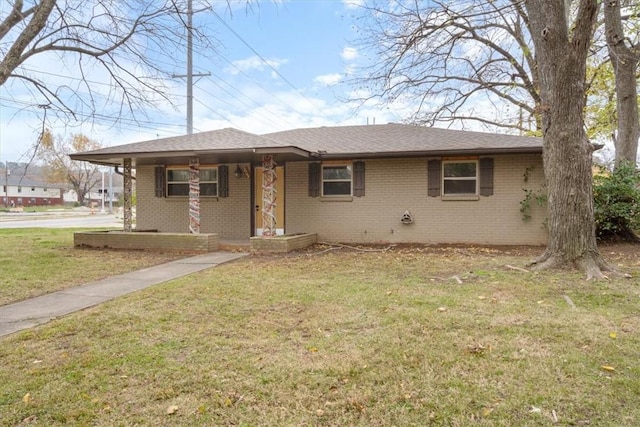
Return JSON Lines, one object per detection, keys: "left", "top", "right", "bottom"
{"left": 353, "top": 0, "right": 631, "bottom": 277}
{"left": 351, "top": 0, "right": 541, "bottom": 133}
{"left": 523, "top": 0, "right": 628, "bottom": 278}
{"left": 352, "top": 1, "right": 637, "bottom": 159}
{"left": 0, "top": 0, "right": 215, "bottom": 128}
{"left": 37, "top": 129, "right": 102, "bottom": 204}
{"left": 603, "top": 0, "right": 639, "bottom": 168}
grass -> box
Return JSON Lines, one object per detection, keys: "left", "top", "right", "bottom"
{"left": 0, "top": 240, "right": 639, "bottom": 426}
{"left": 0, "top": 228, "right": 181, "bottom": 305}
{"left": 0, "top": 205, "right": 74, "bottom": 213}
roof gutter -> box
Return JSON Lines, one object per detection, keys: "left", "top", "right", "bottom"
{"left": 314, "top": 146, "right": 543, "bottom": 160}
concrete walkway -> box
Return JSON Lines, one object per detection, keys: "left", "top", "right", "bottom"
{"left": 0, "top": 252, "right": 248, "bottom": 338}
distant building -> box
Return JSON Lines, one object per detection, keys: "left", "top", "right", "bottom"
{"left": 65, "top": 187, "right": 123, "bottom": 206}
{"left": 2, "top": 176, "right": 64, "bottom": 207}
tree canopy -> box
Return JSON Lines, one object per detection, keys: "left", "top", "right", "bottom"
{"left": 0, "top": 0, "right": 216, "bottom": 125}
{"left": 37, "top": 130, "right": 102, "bottom": 204}
{"left": 352, "top": 0, "right": 637, "bottom": 278}
{"left": 352, "top": 0, "right": 639, "bottom": 166}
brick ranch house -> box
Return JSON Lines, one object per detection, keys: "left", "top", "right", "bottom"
{"left": 70, "top": 124, "right": 547, "bottom": 250}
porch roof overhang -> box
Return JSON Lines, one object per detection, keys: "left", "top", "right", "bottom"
{"left": 69, "top": 146, "right": 312, "bottom": 167}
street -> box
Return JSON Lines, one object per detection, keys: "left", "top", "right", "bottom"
{"left": 0, "top": 213, "right": 123, "bottom": 229}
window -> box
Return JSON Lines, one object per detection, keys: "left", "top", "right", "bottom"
{"left": 322, "top": 165, "right": 352, "bottom": 196}
{"left": 442, "top": 160, "right": 478, "bottom": 195}
{"left": 167, "top": 167, "right": 218, "bottom": 197}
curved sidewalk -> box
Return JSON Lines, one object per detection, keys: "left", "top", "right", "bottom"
{"left": 0, "top": 252, "right": 248, "bottom": 338}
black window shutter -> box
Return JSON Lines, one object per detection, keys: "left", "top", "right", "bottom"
{"left": 218, "top": 165, "right": 229, "bottom": 197}
{"left": 308, "top": 163, "right": 320, "bottom": 197}
{"left": 353, "top": 161, "right": 365, "bottom": 197}
{"left": 154, "top": 166, "right": 165, "bottom": 198}
{"left": 479, "top": 158, "right": 494, "bottom": 196}
{"left": 427, "top": 159, "right": 441, "bottom": 197}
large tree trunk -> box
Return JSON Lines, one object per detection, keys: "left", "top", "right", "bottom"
{"left": 524, "top": 0, "right": 620, "bottom": 279}
{"left": 604, "top": 0, "right": 640, "bottom": 169}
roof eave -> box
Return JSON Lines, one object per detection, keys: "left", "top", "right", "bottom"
{"left": 69, "top": 146, "right": 312, "bottom": 166}
{"left": 315, "top": 147, "right": 543, "bottom": 160}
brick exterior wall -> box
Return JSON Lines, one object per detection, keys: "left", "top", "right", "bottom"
{"left": 134, "top": 155, "right": 547, "bottom": 246}
{"left": 74, "top": 231, "right": 219, "bottom": 252}
{"left": 136, "top": 164, "right": 251, "bottom": 239}
{"left": 250, "top": 233, "right": 317, "bottom": 253}
{"left": 284, "top": 154, "right": 547, "bottom": 246}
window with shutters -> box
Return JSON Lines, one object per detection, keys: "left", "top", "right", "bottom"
{"left": 322, "top": 164, "right": 352, "bottom": 196}
{"left": 167, "top": 167, "right": 218, "bottom": 197}
{"left": 442, "top": 160, "right": 478, "bottom": 195}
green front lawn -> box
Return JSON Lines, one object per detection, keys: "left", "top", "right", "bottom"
{"left": 1, "top": 241, "right": 638, "bottom": 426}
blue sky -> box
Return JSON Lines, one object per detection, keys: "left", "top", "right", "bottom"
{"left": 0, "top": 0, "right": 409, "bottom": 164}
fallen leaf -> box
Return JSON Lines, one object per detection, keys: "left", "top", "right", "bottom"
{"left": 600, "top": 365, "right": 615, "bottom": 372}
{"left": 22, "top": 393, "right": 32, "bottom": 404}
{"left": 166, "top": 405, "right": 178, "bottom": 415}
{"left": 308, "top": 346, "right": 319, "bottom": 352}
{"left": 437, "top": 307, "right": 447, "bottom": 312}
{"left": 609, "top": 332, "right": 617, "bottom": 339}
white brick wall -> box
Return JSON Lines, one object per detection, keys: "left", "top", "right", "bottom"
{"left": 285, "top": 154, "right": 547, "bottom": 246}
{"left": 135, "top": 155, "right": 547, "bottom": 245}
{"left": 136, "top": 164, "right": 251, "bottom": 239}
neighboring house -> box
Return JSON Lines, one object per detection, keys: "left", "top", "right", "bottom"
{"left": 1, "top": 175, "right": 64, "bottom": 207}
{"left": 65, "top": 187, "right": 124, "bottom": 206}
{"left": 70, "top": 124, "right": 547, "bottom": 245}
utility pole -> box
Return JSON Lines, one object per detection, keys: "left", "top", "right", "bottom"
{"left": 108, "top": 167, "right": 113, "bottom": 214}
{"left": 3, "top": 165, "right": 8, "bottom": 207}
{"left": 172, "top": 0, "right": 210, "bottom": 135}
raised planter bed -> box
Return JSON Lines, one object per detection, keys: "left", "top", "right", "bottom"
{"left": 74, "top": 231, "right": 219, "bottom": 253}
{"left": 250, "top": 233, "right": 317, "bottom": 253}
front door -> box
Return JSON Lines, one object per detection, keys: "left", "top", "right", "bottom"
{"left": 255, "top": 166, "right": 285, "bottom": 236}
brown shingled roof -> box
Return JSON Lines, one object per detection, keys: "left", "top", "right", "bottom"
{"left": 70, "top": 124, "right": 542, "bottom": 165}
{"left": 264, "top": 123, "right": 542, "bottom": 157}
{"left": 75, "top": 128, "right": 287, "bottom": 156}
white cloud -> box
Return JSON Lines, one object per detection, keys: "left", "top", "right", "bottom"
{"left": 313, "top": 73, "right": 343, "bottom": 86}
{"left": 342, "top": 0, "right": 364, "bottom": 9}
{"left": 226, "top": 56, "right": 288, "bottom": 76}
{"left": 341, "top": 47, "right": 359, "bottom": 61}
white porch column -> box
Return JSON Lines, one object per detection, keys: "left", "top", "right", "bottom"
{"left": 123, "top": 158, "right": 133, "bottom": 232}
{"left": 261, "top": 154, "right": 277, "bottom": 237}
{"left": 189, "top": 157, "right": 200, "bottom": 234}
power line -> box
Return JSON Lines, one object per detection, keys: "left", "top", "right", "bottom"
{"left": 210, "top": 9, "right": 322, "bottom": 113}
{"left": 0, "top": 97, "right": 186, "bottom": 135}
{"left": 198, "top": 75, "right": 298, "bottom": 129}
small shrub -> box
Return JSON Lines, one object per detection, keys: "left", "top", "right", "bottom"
{"left": 593, "top": 162, "right": 640, "bottom": 241}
